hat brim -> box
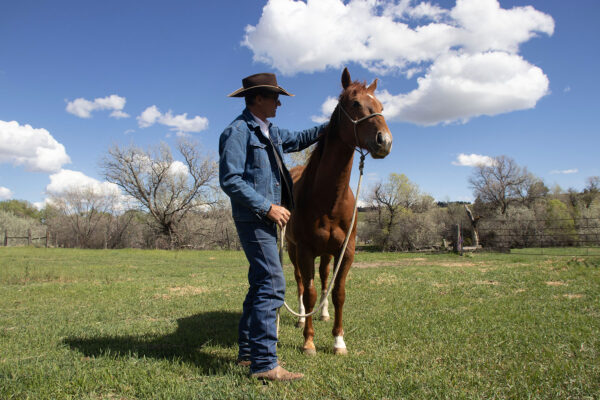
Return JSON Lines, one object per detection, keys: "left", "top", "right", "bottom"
{"left": 228, "top": 85, "right": 294, "bottom": 98}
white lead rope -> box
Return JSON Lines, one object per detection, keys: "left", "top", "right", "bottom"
{"left": 277, "top": 154, "right": 365, "bottom": 322}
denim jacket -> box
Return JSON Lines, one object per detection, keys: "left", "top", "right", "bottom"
{"left": 219, "top": 108, "right": 324, "bottom": 223}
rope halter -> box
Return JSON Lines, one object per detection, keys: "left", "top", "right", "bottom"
{"left": 338, "top": 103, "right": 384, "bottom": 164}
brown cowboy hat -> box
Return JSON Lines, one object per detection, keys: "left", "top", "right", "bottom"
{"left": 228, "top": 73, "right": 294, "bottom": 97}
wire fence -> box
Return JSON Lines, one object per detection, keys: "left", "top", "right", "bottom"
{"left": 474, "top": 217, "right": 600, "bottom": 256}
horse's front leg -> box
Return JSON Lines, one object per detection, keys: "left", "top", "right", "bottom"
{"left": 298, "top": 252, "right": 317, "bottom": 355}
{"left": 294, "top": 259, "right": 306, "bottom": 329}
{"left": 331, "top": 250, "right": 354, "bottom": 355}
{"left": 318, "top": 255, "right": 332, "bottom": 321}
{"left": 287, "top": 242, "right": 305, "bottom": 328}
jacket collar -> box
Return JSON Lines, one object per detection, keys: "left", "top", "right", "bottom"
{"left": 242, "top": 108, "right": 260, "bottom": 130}
{"left": 242, "top": 108, "right": 277, "bottom": 142}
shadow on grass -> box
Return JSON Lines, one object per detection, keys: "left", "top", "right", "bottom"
{"left": 63, "top": 311, "right": 240, "bottom": 375}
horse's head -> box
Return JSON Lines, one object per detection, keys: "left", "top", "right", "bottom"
{"left": 337, "top": 68, "right": 392, "bottom": 159}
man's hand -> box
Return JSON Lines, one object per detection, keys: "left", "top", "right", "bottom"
{"left": 267, "top": 204, "right": 290, "bottom": 228}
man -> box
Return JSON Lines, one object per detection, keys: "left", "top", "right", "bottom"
{"left": 219, "top": 73, "right": 324, "bottom": 381}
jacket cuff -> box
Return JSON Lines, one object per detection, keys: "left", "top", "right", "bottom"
{"left": 255, "top": 200, "right": 272, "bottom": 218}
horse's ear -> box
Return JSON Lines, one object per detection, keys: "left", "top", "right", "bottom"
{"left": 367, "top": 78, "right": 378, "bottom": 93}
{"left": 342, "top": 67, "right": 351, "bottom": 89}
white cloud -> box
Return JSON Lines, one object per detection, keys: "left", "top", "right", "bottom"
{"left": 245, "top": 0, "right": 554, "bottom": 125}
{"left": 168, "top": 160, "right": 189, "bottom": 177}
{"left": 0, "top": 186, "right": 13, "bottom": 200}
{"left": 44, "top": 169, "right": 135, "bottom": 212}
{"left": 452, "top": 153, "right": 495, "bottom": 167}
{"left": 33, "top": 200, "right": 47, "bottom": 210}
{"left": 110, "top": 110, "right": 130, "bottom": 119}
{"left": 46, "top": 169, "right": 121, "bottom": 197}
{"left": 0, "top": 120, "right": 71, "bottom": 172}
{"left": 378, "top": 51, "right": 549, "bottom": 125}
{"left": 66, "top": 94, "right": 129, "bottom": 119}
{"left": 311, "top": 96, "right": 338, "bottom": 123}
{"left": 137, "top": 105, "right": 162, "bottom": 128}
{"left": 550, "top": 169, "right": 578, "bottom": 175}
{"left": 137, "top": 106, "right": 209, "bottom": 134}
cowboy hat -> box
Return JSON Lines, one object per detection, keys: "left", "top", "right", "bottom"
{"left": 228, "top": 73, "right": 294, "bottom": 97}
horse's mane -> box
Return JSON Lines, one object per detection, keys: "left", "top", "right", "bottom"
{"left": 304, "top": 80, "right": 367, "bottom": 170}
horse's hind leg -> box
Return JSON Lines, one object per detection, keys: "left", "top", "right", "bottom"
{"left": 287, "top": 242, "right": 305, "bottom": 328}
{"left": 331, "top": 251, "right": 353, "bottom": 355}
{"left": 318, "top": 255, "right": 332, "bottom": 321}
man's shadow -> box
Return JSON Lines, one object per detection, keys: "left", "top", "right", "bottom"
{"left": 63, "top": 311, "right": 240, "bottom": 375}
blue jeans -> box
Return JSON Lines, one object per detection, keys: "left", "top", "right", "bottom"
{"left": 235, "top": 221, "right": 285, "bottom": 374}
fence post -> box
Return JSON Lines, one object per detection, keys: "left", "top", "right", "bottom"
{"left": 28, "top": 229, "right": 32, "bottom": 246}
{"left": 45, "top": 230, "right": 49, "bottom": 248}
{"left": 453, "top": 224, "right": 463, "bottom": 254}
{"left": 3, "top": 230, "right": 7, "bottom": 247}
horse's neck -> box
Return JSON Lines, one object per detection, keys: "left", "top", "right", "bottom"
{"left": 312, "top": 130, "right": 355, "bottom": 211}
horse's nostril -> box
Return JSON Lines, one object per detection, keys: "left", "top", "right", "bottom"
{"left": 376, "top": 132, "right": 384, "bottom": 145}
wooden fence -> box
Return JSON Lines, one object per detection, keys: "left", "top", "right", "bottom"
{"left": 3, "top": 229, "right": 50, "bottom": 247}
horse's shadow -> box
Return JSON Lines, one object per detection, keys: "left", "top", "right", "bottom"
{"left": 63, "top": 311, "right": 240, "bottom": 375}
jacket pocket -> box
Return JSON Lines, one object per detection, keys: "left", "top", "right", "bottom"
{"left": 247, "top": 139, "right": 268, "bottom": 188}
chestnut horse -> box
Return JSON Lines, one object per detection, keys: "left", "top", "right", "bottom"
{"left": 285, "top": 68, "right": 392, "bottom": 355}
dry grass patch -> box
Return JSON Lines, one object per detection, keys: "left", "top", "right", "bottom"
{"left": 154, "top": 285, "right": 209, "bottom": 299}
{"left": 168, "top": 286, "right": 207, "bottom": 295}
{"left": 563, "top": 294, "right": 584, "bottom": 299}
{"left": 371, "top": 273, "right": 398, "bottom": 285}
{"left": 475, "top": 280, "right": 500, "bottom": 285}
{"left": 546, "top": 281, "right": 567, "bottom": 286}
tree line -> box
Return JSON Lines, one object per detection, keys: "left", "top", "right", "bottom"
{"left": 361, "top": 156, "right": 600, "bottom": 251}
{"left": 1, "top": 141, "right": 599, "bottom": 251}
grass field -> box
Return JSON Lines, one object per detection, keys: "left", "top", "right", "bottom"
{"left": 1, "top": 248, "right": 599, "bottom": 399}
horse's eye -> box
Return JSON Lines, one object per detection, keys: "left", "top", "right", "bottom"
{"left": 352, "top": 101, "right": 361, "bottom": 108}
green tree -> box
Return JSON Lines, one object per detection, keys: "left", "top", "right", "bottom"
{"left": 545, "top": 199, "right": 577, "bottom": 245}
{"left": 0, "top": 199, "right": 41, "bottom": 221}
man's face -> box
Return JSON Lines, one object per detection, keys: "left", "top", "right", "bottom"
{"left": 258, "top": 93, "right": 280, "bottom": 119}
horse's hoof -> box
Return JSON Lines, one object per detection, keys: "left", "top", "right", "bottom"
{"left": 334, "top": 347, "right": 348, "bottom": 355}
{"left": 296, "top": 321, "right": 305, "bottom": 329}
{"left": 303, "top": 347, "right": 317, "bottom": 356}
{"left": 319, "top": 315, "right": 330, "bottom": 321}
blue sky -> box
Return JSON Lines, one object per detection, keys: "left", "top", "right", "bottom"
{"left": 1, "top": 0, "right": 598, "bottom": 207}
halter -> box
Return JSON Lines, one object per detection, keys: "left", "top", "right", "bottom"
{"left": 338, "top": 103, "right": 384, "bottom": 159}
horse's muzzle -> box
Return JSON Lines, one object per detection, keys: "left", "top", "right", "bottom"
{"left": 368, "top": 131, "right": 392, "bottom": 159}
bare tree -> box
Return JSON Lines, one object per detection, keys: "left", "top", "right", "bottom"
{"left": 369, "top": 173, "right": 421, "bottom": 250}
{"left": 516, "top": 174, "right": 548, "bottom": 207}
{"left": 101, "top": 140, "right": 217, "bottom": 248}
{"left": 48, "top": 186, "right": 118, "bottom": 248}
{"left": 582, "top": 176, "right": 600, "bottom": 209}
{"left": 469, "top": 155, "right": 531, "bottom": 215}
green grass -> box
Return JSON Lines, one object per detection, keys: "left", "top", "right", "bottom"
{"left": 1, "top": 248, "right": 599, "bottom": 399}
